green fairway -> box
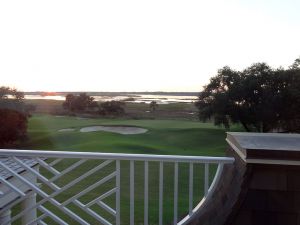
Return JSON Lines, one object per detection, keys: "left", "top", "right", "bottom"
{"left": 25, "top": 115, "right": 228, "bottom": 155}
{"left": 18, "top": 115, "right": 237, "bottom": 224}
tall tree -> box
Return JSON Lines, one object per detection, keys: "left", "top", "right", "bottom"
{"left": 63, "top": 93, "right": 98, "bottom": 112}
{"left": 0, "top": 109, "right": 27, "bottom": 146}
{"left": 0, "top": 86, "right": 28, "bottom": 146}
{"left": 149, "top": 101, "right": 158, "bottom": 112}
{"left": 290, "top": 56, "right": 300, "bottom": 69}
{"left": 0, "top": 86, "right": 26, "bottom": 112}
{"left": 196, "top": 60, "right": 300, "bottom": 132}
{"left": 63, "top": 94, "right": 76, "bottom": 111}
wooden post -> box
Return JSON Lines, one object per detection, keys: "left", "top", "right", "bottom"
{"left": 21, "top": 192, "right": 37, "bottom": 225}
{"left": 0, "top": 209, "right": 11, "bottom": 225}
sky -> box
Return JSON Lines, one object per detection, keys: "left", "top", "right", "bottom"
{"left": 1, "top": 0, "right": 300, "bottom": 92}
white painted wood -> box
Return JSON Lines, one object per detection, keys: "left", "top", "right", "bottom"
{"left": 21, "top": 192, "right": 37, "bottom": 225}
{"left": 96, "top": 201, "right": 116, "bottom": 216}
{"left": 178, "top": 164, "right": 224, "bottom": 225}
{"left": 0, "top": 210, "right": 11, "bottom": 225}
{"left": 174, "top": 162, "right": 178, "bottom": 225}
{"left": 0, "top": 162, "right": 90, "bottom": 225}
{"left": 0, "top": 149, "right": 234, "bottom": 225}
{"left": 204, "top": 163, "right": 209, "bottom": 196}
{"left": 116, "top": 160, "right": 121, "bottom": 225}
{"left": 159, "top": 161, "right": 164, "bottom": 225}
{"left": 85, "top": 188, "right": 117, "bottom": 208}
{"left": 130, "top": 160, "right": 134, "bottom": 225}
{"left": 62, "top": 171, "right": 116, "bottom": 206}
{"left": 49, "top": 159, "right": 87, "bottom": 182}
{"left": 35, "top": 158, "right": 60, "bottom": 175}
{"left": 144, "top": 161, "right": 149, "bottom": 225}
{"left": 0, "top": 169, "right": 37, "bottom": 209}
{"left": 189, "top": 163, "right": 194, "bottom": 215}
{"left": 13, "top": 157, "right": 60, "bottom": 191}
{"left": 0, "top": 149, "right": 235, "bottom": 163}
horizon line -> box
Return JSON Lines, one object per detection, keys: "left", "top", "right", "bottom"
{"left": 24, "top": 91, "right": 200, "bottom": 93}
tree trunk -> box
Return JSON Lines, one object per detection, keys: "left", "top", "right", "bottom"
{"left": 240, "top": 121, "right": 250, "bottom": 132}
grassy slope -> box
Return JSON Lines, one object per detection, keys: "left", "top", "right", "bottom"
{"left": 26, "top": 115, "right": 227, "bottom": 155}
{"left": 21, "top": 115, "right": 239, "bottom": 225}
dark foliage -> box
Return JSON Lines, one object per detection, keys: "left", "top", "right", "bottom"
{"left": 196, "top": 57, "right": 300, "bottom": 132}
{"left": 0, "top": 109, "right": 28, "bottom": 145}
{"left": 63, "top": 93, "right": 98, "bottom": 112}
{"left": 98, "top": 101, "right": 125, "bottom": 116}
{"left": 149, "top": 101, "right": 158, "bottom": 112}
{"left": 0, "top": 86, "right": 28, "bottom": 146}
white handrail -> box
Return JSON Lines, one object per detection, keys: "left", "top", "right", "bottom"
{"left": 0, "top": 149, "right": 234, "bottom": 163}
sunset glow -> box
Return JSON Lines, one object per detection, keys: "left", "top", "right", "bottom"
{"left": 1, "top": 0, "right": 300, "bottom": 92}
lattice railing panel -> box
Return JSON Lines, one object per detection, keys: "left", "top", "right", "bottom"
{"left": 0, "top": 157, "right": 120, "bottom": 225}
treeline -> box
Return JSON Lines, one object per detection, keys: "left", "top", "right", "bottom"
{"left": 196, "top": 57, "right": 300, "bottom": 133}
{"left": 62, "top": 93, "right": 125, "bottom": 116}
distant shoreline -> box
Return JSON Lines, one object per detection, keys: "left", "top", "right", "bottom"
{"left": 24, "top": 91, "right": 199, "bottom": 97}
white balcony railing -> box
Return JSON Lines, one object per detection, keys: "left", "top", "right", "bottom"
{"left": 0, "top": 149, "right": 234, "bottom": 225}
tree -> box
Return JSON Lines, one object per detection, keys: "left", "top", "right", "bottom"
{"left": 0, "top": 86, "right": 24, "bottom": 100}
{"left": 275, "top": 67, "right": 300, "bottom": 132}
{"left": 149, "top": 101, "right": 158, "bottom": 112}
{"left": 0, "top": 86, "right": 26, "bottom": 113}
{"left": 0, "top": 109, "right": 27, "bottom": 145}
{"left": 98, "top": 101, "right": 125, "bottom": 116}
{"left": 290, "top": 56, "right": 300, "bottom": 69}
{"left": 0, "top": 86, "right": 28, "bottom": 146}
{"left": 195, "top": 66, "right": 242, "bottom": 129}
{"left": 63, "top": 94, "right": 76, "bottom": 111}
{"left": 63, "top": 93, "right": 98, "bottom": 112}
{"left": 196, "top": 60, "right": 300, "bottom": 132}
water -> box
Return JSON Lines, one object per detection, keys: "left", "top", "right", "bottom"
{"left": 24, "top": 94, "right": 198, "bottom": 104}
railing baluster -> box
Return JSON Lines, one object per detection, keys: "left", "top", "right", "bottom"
{"left": 130, "top": 160, "right": 134, "bottom": 225}
{"left": 13, "top": 157, "right": 60, "bottom": 191}
{"left": 39, "top": 220, "right": 47, "bottom": 225}
{"left": 49, "top": 159, "right": 87, "bottom": 182}
{"left": 85, "top": 188, "right": 117, "bottom": 208}
{"left": 204, "top": 163, "right": 209, "bottom": 195}
{"left": 38, "top": 205, "right": 68, "bottom": 225}
{"left": 116, "top": 160, "right": 121, "bottom": 225}
{"left": 189, "top": 162, "right": 194, "bottom": 215}
{"left": 144, "top": 161, "right": 149, "bottom": 225}
{"left": 0, "top": 176, "right": 26, "bottom": 197}
{"left": 48, "top": 158, "right": 63, "bottom": 167}
{"left": 159, "top": 161, "right": 164, "bottom": 225}
{"left": 36, "top": 157, "right": 60, "bottom": 175}
{"left": 174, "top": 162, "right": 178, "bottom": 225}
{"left": 96, "top": 201, "right": 116, "bottom": 216}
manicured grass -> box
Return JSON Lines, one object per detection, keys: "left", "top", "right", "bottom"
{"left": 25, "top": 115, "right": 228, "bottom": 155}
{"left": 18, "top": 115, "right": 239, "bottom": 224}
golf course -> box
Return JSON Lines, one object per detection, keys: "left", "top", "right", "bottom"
{"left": 15, "top": 114, "right": 240, "bottom": 225}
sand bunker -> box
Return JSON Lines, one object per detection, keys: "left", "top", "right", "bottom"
{"left": 79, "top": 126, "right": 148, "bottom": 135}
{"left": 58, "top": 128, "right": 76, "bottom": 132}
